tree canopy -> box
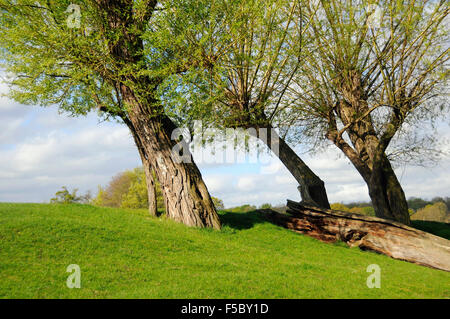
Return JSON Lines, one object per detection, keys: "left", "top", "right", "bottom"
{"left": 1, "top": 0, "right": 448, "bottom": 226}
{"left": 0, "top": 0, "right": 223, "bottom": 229}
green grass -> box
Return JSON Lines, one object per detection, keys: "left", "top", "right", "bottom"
{"left": 0, "top": 203, "right": 449, "bottom": 299}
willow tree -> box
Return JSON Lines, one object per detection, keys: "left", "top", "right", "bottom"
{"left": 0, "top": 0, "right": 221, "bottom": 229}
{"left": 155, "top": 0, "right": 330, "bottom": 208}
{"left": 289, "top": 0, "right": 449, "bottom": 224}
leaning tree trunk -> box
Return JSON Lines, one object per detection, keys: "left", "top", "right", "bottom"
{"left": 125, "top": 118, "right": 159, "bottom": 216}
{"left": 368, "top": 154, "right": 411, "bottom": 225}
{"left": 141, "top": 155, "right": 158, "bottom": 217}
{"left": 261, "top": 128, "right": 330, "bottom": 209}
{"left": 264, "top": 200, "right": 450, "bottom": 271}
{"left": 123, "top": 91, "right": 221, "bottom": 229}
{"left": 96, "top": 0, "right": 220, "bottom": 229}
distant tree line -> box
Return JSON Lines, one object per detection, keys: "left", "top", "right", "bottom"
{"left": 51, "top": 179, "right": 449, "bottom": 223}
{"left": 406, "top": 197, "right": 450, "bottom": 212}
{"left": 409, "top": 201, "right": 450, "bottom": 223}
{"left": 330, "top": 197, "right": 450, "bottom": 223}
{"left": 51, "top": 167, "right": 225, "bottom": 212}
{"left": 330, "top": 203, "right": 376, "bottom": 217}
{"left": 331, "top": 197, "right": 450, "bottom": 213}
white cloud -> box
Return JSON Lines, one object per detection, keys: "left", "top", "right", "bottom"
{"left": 203, "top": 174, "right": 234, "bottom": 193}
{"left": 274, "top": 174, "right": 296, "bottom": 185}
{"left": 260, "top": 160, "right": 284, "bottom": 175}
{"left": 0, "top": 102, "right": 141, "bottom": 202}
{"left": 237, "top": 176, "right": 257, "bottom": 191}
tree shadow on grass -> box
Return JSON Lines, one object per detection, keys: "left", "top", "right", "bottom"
{"left": 412, "top": 220, "right": 450, "bottom": 240}
{"left": 219, "top": 210, "right": 271, "bottom": 230}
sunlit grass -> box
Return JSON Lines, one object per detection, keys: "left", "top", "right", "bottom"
{"left": 0, "top": 203, "right": 448, "bottom": 298}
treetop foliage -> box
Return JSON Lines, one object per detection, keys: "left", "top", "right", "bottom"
{"left": 0, "top": 0, "right": 184, "bottom": 119}
{"left": 155, "top": 0, "right": 305, "bottom": 131}
{"left": 0, "top": 0, "right": 448, "bottom": 167}
{"left": 290, "top": 0, "right": 449, "bottom": 163}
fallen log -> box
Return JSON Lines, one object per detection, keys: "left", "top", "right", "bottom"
{"left": 263, "top": 200, "right": 450, "bottom": 272}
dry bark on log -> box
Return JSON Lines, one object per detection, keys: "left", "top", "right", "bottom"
{"left": 263, "top": 200, "right": 450, "bottom": 272}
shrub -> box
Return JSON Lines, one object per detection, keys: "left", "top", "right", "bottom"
{"left": 50, "top": 187, "right": 91, "bottom": 204}
{"left": 93, "top": 167, "right": 163, "bottom": 210}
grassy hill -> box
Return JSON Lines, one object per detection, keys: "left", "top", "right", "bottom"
{"left": 0, "top": 203, "right": 449, "bottom": 298}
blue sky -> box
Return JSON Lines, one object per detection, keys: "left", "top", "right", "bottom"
{"left": 1, "top": 81, "right": 450, "bottom": 208}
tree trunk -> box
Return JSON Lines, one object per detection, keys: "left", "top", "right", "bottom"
{"left": 329, "top": 134, "right": 411, "bottom": 225}
{"left": 264, "top": 200, "right": 450, "bottom": 272}
{"left": 368, "top": 154, "right": 411, "bottom": 225}
{"left": 125, "top": 118, "right": 159, "bottom": 217}
{"left": 91, "top": 0, "right": 220, "bottom": 228}
{"left": 327, "top": 101, "right": 410, "bottom": 225}
{"left": 135, "top": 116, "right": 221, "bottom": 229}
{"left": 332, "top": 78, "right": 410, "bottom": 225}
{"left": 142, "top": 157, "right": 158, "bottom": 217}
{"left": 261, "top": 129, "right": 330, "bottom": 209}
{"left": 123, "top": 93, "right": 221, "bottom": 229}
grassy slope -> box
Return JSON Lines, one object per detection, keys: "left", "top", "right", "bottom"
{"left": 0, "top": 203, "right": 449, "bottom": 299}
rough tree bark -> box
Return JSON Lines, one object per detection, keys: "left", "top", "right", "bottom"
{"left": 263, "top": 129, "right": 330, "bottom": 208}
{"left": 123, "top": 90, "right": 221, "bottom": 229}
{"left": 128, "top": 124, "right": 158, "bottom": 216}
{"left": 368, "top": 154, "right": 411, "bottom": 225}
{"left": 245, "top": 126, "right": 330, "bottom": 208}
{"left": 141, "top": 156, "right": 158, "bottom": 217}
{"left": 326, "top": 70, "right": 411, "bottom": 225}
{"left": 264, "top": 200, "right": 450, "bottom": 271}
{"left": 100, "top": 0, "right": 221, "bottom": 229}
{"left": 327, "top": 127, "right": 412, "bottom": 225}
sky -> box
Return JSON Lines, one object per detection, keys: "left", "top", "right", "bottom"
{"left": 1, "top": 81, "right": 450, "bottom": 208}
